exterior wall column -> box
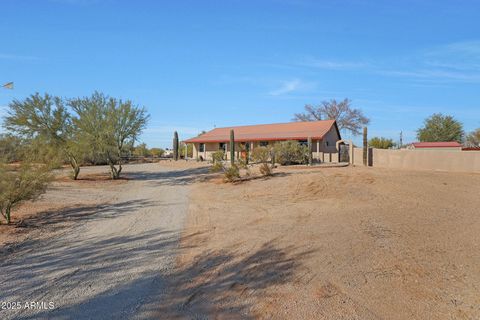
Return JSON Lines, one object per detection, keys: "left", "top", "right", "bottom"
{"left": 316, "top": 139, "right": 320, "bottom": 161}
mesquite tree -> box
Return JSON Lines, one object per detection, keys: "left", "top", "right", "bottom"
{"left": 173, "top": 131, "right": 179, "bottom": 161}
{"left": 230, "top": 129, "right": 235, "bottom": 166}
{"left": 294, "top": 99, "right": 369, "bottom": 136}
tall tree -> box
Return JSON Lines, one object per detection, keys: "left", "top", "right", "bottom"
{"left": 3, "top": 93, "right": 83, "bottom": 179}
{"left": 416, "top": 113, "right": 464, "bottom": 142}
{"left": 70, "top": 92, "right": 149, "bottom": 179}
{"left": 293, "top": 98, "right": 370, "bottom": 135}
{"left": 466, "top": 128, "right": 480, "bottom": 147}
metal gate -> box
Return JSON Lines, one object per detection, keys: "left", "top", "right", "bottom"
{"left": 339, "top": 144, "right": 350, "bottom": 163}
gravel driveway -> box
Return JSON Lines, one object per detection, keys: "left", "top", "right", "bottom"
{"left": 0, "top": 163, "right": 208, "bottom": 320}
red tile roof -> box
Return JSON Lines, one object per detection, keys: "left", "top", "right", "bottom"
{"left": 184, "top": 120, "right": 339, "bottom": 143}
{"left": 412, "top": 141, "right": 462, "bottom": 148}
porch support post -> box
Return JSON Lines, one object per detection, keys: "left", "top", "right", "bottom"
{"left": 316, "top": 139, "right": 320, "bottom": 161}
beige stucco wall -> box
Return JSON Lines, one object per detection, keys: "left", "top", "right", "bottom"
{"left": 353, "top": 147, "right": 480, "bottom": 173}
{"left": 319, "top": 127, "right": 341, "bottom": 153}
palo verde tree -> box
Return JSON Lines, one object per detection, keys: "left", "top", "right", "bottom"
{"left": 70, "top": 92, "right": 149, "bottom": 179}
{"left": 3, "top": 93, "right": 84, "bottom": 179}
{"left": 417, "top": 113, "right": 464, "bottom": 142}
{"left": 294, "top": 98, "right": 369, "bottom": 136}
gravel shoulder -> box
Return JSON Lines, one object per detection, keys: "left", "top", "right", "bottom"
{"left": 0, "top": 163, "right": 208, "bottom": 320}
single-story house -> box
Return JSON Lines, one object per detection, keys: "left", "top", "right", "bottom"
{"left": 408, "top": 141, "right": 463, "bottom": 151}
{"left": 183, "top": 120, "right": 341, "bottom": 161}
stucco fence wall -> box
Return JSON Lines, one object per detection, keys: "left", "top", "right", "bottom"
{"left": 353, "top": 148, "right": 480, "bottom": 173}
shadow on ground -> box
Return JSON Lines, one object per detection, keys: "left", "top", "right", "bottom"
{"left": 11, "top": 237, "right": 311, "bottom": 319}
{"left": 127, "top": 166, "right": 212, "bottom": 186}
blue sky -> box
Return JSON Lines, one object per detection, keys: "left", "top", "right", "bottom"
{"left": 1, "top": 0, "right": 479, "bottom": 147}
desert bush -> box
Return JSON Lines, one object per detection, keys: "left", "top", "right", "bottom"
{"left": 210, "top": 162, "right": 224, "bottom": 173}
{"left": 0, "top": 134, "right": 25, "bottom": 163}
{"left": 0, "top": 162, "right": 52, "bottom": 224}
{"left": 259, "top": 163, "right": 272, "bottom": 176}
{"left": 133, "top": 143, "right": 151, "bottom": 157}
{"left": 272, "top": 140, "right": 308, "bottom": 165}
{"left": 150, "top": 148, "right": 165, "bottom": 158}
{"left": 252, "top": 146, "right": 273, "bottom": 176}
{"left": 369, "top": 137, "right": 395, "bottom": 149}
{"left": 212, "top": 150, "right": 225, "bottom": 163}
{"left": 223, "top": 164, "right": 240, "bottom": 182}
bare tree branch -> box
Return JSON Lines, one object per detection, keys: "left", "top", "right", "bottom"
{"left": 293, "top": 99, "right": 369, "bottom": 135}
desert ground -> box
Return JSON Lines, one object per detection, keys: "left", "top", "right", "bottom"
{"left": 1, "top": 161, "right": 479, "bottom": 319}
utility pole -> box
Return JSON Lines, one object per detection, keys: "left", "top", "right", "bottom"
{"left": 399, "top": 131, "right": 403, "bottom": 148}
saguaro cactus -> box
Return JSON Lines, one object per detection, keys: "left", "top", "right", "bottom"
{"left": 173, "top": 131, "right": 179, "bottom": 161}
{"left": 307, "top": 137, "right": 313, "bottom": 166}
{"left": 230, "top": 129, "right": 235, "bottom": 166}
{"left": 363, "top": 127, "right": 368, "bottom": 166}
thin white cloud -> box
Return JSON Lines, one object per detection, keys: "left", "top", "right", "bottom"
{"left": 299, "top": 58, "right": 366, "bottom": 70}
{"left": 289, "top": 41, "right": 480, "bottom": 83}
{"left": 268, "top": 78, "right": 315, "bottom": 96}
{"left": 0, "top": 53, "right": 39, "bottom": 61}
{"left": 379, "top": 40, "right": 480, "bottom": 83}
{"left": 379, "top": 69, "right": 480, "bottom": 83}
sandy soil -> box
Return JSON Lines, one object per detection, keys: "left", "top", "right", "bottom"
{"left": 174, "top": 165, "right": 480, "bottom": 319}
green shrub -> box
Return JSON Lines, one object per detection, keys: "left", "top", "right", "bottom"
{"left": 259, "top": 163, "right": 272, "bottom": 176}
{"left": 251, "top": 146, "right": 273, "bottom": 176}
{"left": 210, "top": 162, "right": 224, "bottom": 173}
{"left": 223, "top": 164, "right": 240, "bottom": 182}
{"left": 212, "top": 150, "right": 225, "bottom": 163}
{"left": 369, "top": 137, "right": 395, "bottom": 149}
{"left": 0, "top": 134, "right": 25, "bottom": 163}
{"left": 0, "top": 162, "right": 52, "bottom": 224}
{"left": 272, "top": 140, "right": 308, "bottom": 165}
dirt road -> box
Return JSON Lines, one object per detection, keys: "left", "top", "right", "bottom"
{"left": 0, "top": 163, "right": 208, "bottom": 320}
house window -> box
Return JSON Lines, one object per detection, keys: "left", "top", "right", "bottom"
{"left": 298, "top": 140, "right": 308, "bottom": 146}
{"left": 219, "top": 142, "right": 226, "bottom": 151}
{"left": 199, "top": 143, "right": 205, "bottom": 152}
{"left": 259, "top": 141, "right": 269, "bottom": 147}
{"left": 325, "top": 141, "right": 330, "bottom": 147}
